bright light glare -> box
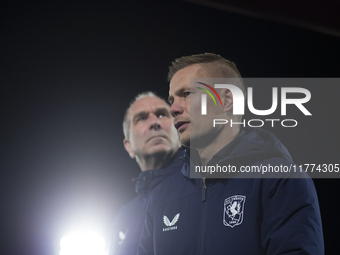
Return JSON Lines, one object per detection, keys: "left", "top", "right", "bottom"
{"left": 60, "top": 231, "right": 107, "bottom": 255}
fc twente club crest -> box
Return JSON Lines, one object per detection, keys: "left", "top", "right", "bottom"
{"left": 223, "top": 195, "right": 246, "bottom": 228}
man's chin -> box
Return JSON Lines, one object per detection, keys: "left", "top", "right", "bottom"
{"left": 179, "top": 134, "right": 190, "bottom": 148}
{"left": 148, "top": 144, "right": 173, "bottom": 155}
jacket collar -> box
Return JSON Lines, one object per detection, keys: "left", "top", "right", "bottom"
{"left": 133, "top": 148, "right": 184, "bottom": 196}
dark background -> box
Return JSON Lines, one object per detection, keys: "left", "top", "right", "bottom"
{"left": 2, "top": 0, "right": 339, "bottom": 254}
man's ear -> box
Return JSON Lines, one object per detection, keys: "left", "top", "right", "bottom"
{"left": 222, "top": 88, "right": 233, "bottom": 113}
{"left": 123, "top": 138, "right": 135, "bottom": 158}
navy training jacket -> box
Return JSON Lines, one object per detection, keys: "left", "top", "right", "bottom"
{"left": 109, "top": 150, "right": 183, "bottom": 255}
{"left": 139, "top": 128, "right": 324, "bottom": 255}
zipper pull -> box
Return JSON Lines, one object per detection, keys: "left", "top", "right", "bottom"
{"left": 202, "top": 178, "right": 207, "bottom": 202}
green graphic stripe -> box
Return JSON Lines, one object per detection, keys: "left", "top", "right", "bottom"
{"left": 197, "top": 87, "right": 217, "bottom": 106}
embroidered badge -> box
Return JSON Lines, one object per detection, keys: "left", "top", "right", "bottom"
{"left": 163, "top": 213, "right": 180, "bottom": 231}
{"left": 223, "top": 195, "right": 246, "bottom": 228}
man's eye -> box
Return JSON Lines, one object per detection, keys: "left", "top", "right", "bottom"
{"left": 157, "top": 113, "right": 168, "bottom": 118}
{"left": 184, "top": 91, "right": 191, "bottom": 97}
{"left": 136, "top": 117, "right": 145, "bottom": 122}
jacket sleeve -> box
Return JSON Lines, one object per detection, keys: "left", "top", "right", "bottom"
{"left": 261, "top": 177, "right": 324, "bottom": 255}
{"left": 138, "top": 197, "right": 155, "bottom": 255}
{"left": 108, "top": 210, "right": 124, "bottom": 255}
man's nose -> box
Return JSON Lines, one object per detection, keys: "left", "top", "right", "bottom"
{"left": 170, "top": 100, "right": 184, "bottom": 118}
{"left": 149, "top": 114, "right": 161, "bottom": 130}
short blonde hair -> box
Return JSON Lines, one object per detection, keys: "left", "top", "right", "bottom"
{"left": 168, "top": 52, "right": 245, "bottom": 95}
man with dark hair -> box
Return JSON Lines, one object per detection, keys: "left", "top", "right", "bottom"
{"left": 110, "top": 92, "right": 181, "bottom": 255}
{"left": 139, "top": 53, "right": 324, "bottom": 255}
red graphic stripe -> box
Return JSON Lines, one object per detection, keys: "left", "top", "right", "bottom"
{"left": 196, "top": 82, "right": 222, "bottom": 106}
